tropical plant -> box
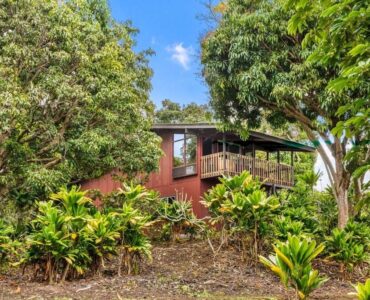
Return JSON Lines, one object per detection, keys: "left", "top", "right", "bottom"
{"left": 85, "top": 211, "right": 120, "bottom": 275}
{"left": 103, "top": 181, "right": 161, "bottom": 220}
{"left": 325, "top": 225, "right": 369, "bottom": 274}
{"left": 273, "top": 217, "right": 310, "bottom": 241}
{"left": 201, "top": 0, "right": 368, "bottom": 228}
{"left": 20, "top": 186, "right": 124, "bottom": 282}
{"left": 203, "top": 171, "right": 279, "bottom": 260}
{"left": 116, "top": 203, "right": 152, "bottom": 276}
{"left": 351, "top": 278, "right": 370, "bottom": 300}
{"left": 157, "top": 192, "right": 206, "bottom": 242}
{"left": 0, "top": 0, "right": 162, "bottom": 207}
{"left": 0, "top": 219, "right": 18, "bottom": 266}
{"left": 260, "top": 235, "right": 327, "bottom": 299}
{"left": 298, "top": 171, "right": 322, "bottom": 191}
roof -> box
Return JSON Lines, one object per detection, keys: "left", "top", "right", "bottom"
{"left": 152, "top": 123, "right": 315, "bottom": 152}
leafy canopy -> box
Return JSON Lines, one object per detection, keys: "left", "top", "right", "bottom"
{"left": 155, "top": 99, "right": 213, "bottom": 124}
{"left": 0, "top": 0, "right": 162, "bottom": 205}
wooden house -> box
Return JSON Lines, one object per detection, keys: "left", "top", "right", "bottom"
{"left": 82, "top": 123, "right": 315, "bottom": 217}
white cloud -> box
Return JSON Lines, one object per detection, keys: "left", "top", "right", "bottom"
{"left": 167, "top": 43, "right": 193, "bottom": 70}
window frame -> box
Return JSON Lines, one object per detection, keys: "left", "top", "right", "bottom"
{"left": 172, "top": 132, "right": 197, "bottom": 178}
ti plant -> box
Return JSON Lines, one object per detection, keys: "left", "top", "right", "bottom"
{"left": 259, "top": 235, "right": 327, "bottom": 300}
{"left": 273, "top": 216, "right": 311, "bottom": 241}
{"left": 157, "top": 192, "right": 205, "bottom": 242}
{"left": 351, "top": 279, "right": 370, "bottom": 300}
{"left": 21, "top": 187, "right": 97, "bottom": 283}
{"left": 203, "top": 171, "right": 279, "bottom": 260}
{"left": 325, "top": 227, "right": 369, "bottom": 275}
{"left": 117, "top": 202, "right": 152, "bottom": 276}
{"left": 0, "top": 219, "right": 18, "bottom": 266}
{"left": 85, "top": 211, "right": 120, "bottom": 275}
{"left": 103, "top": 181, "right": 161, "bottom": 219}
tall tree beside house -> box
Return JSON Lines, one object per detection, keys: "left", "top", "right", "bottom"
{"left": 201, "top": 0, "right": 368, "bottom": 228}
{"left": 287, "top": 0, "right": 370, "bottom": 215}
{"left": 155, "top": 99, "right": 213, "bottom": 124}
{"left": 0, "top": 0, "right": 162, "bottom": 207}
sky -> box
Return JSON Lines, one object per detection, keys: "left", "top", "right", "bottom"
{"left": 109, "top": 0, "right": 210, "bottom": 108}
{"left": 108, "top": 0, "right": 336, "bottom": 190}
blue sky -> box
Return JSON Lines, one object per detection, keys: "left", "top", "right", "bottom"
{"left": 109, "top": 0, "right": 210, "bottom": 108}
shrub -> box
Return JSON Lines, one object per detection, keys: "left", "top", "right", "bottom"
{"left": 203, "top": 171, "right": 279, "bottom": 260}
{"left": 260, "top": 235, "right": 327, "bottom": 300}
{"left": 351, "top": 278, "right": 370, "bottom": 300}
{"left": 85, "top": 211, "right": 121, "bottom": 275}
{"left": 325, "top": 222, "right": 370, "bottom": 274}
{"left": 21, "top": 188, "right": 96, "bottom": 282}
{"left": 103, "top": 181, "right": 160, "bottom": 219}
{"left": 273, "top": 216, "right": 311, "bottom": 241}
{"left": 20, "top": 186, "right": 153, "bottom": 282}
{"left": 0, "top": 219, "right": 18, "bottom": 266}
{"left": 157, "top": 192, "right": 206, "bottom": 242}
{"left": 117, "top": 203, "right": 152, "bottom": 275}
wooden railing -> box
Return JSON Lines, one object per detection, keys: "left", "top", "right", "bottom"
{"left": 201, "top": 152, "right": 294, "bottom": 187}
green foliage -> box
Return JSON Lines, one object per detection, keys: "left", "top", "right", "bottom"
{"left": 298, "top": 171, "right": 321, "bottom": 190}
{"left": 352, "top": 278, "right": 370, "bottom": 300}
{"left": 273, "top": 217, "right": 310, "bottom": 241}
{"left": 21, "top": 186, "right": 152, "bottom": 282}
{"left": 203, "top": 171, "right": 279, "bottom": 259}
{"left": 287, "top": 0, "right": 369, "bottom": 93}
{"left": 102, "top": 181, "right": 161, "bottom": 219}
{"left": 116, "top": 202, "right": 151, "bottom": 275}
{"left": 155, "top": 99, "right": 213, "bottom": 124}
{"left": 325, "top": 221, "right": 370, "bottom": 272}
{"left": 0, "top": 219, "right": 18, "bottom": 266}
{"left": 0, "top": 0, "right": 162, "bottom": 206}
{"left": 277, "top": 183, "right": 319, "bottom": 236}
{"left": 157, "top": 193, "right": 206, "bottom": 241}
{"left": 287, "top": 0, "right": 370, "bottom": 211}
{"left": 260, "top": 235, "right": 327, "bottom": 299}
{"left": 201, "top": 0, "right": 368, "bottom": 228}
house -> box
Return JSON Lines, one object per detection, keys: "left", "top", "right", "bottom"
{"left": 82, "top": 123, "right": 315, "bottom": 217}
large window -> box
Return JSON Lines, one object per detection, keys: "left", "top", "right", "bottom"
{"left": 173, "top": 133, "right": 197, "bottom": 178}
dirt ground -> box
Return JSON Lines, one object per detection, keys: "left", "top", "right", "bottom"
{"left": 0, "top": 240, "right": 365, "bottom": 300}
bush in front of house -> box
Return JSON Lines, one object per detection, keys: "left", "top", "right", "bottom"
{"left": 18, "top": 186, "right": 151, "bottom": 283}
{"left": 202, "top": 171, "right": 279, "bottom": 261}
{"left": 260, "top": 235, "right": 327, "bottom": 300}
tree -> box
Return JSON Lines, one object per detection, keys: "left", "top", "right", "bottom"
{"left": 155, "top": 99, "right": 213, "bottom": 124}
{"left": 287, "top": 0, "right": 369, "bottom": 93}
{"left": 201, "top": 0, "right": 367, "bottom": 228}
{"left": 287, "top": 0, "right": 370, "bottom": 215}
{"left": 0, "top": 0, "right": 162, "bottom": 206}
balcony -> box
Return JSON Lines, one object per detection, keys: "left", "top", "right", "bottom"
{"left": 201, "top": 152, "right": 294, "bottom": 187}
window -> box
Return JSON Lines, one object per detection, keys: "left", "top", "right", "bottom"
{"left": 172, "top": 133, "right": 197, "bottom": 178}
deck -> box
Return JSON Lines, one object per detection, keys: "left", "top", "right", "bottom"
{"left": 201, "top": 152, "right": 294, "bottom": 187}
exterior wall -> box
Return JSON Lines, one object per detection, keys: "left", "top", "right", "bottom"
{"left": 81, "top": 170, "right": 122, "bottom": 194}
{"left": 80, "top": 132, "right": 211, "bottom": 218}
{"left": 146, "top": 132, "right": 208, "bottom": 218}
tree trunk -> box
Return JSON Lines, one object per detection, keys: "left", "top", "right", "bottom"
{"left": 336, "top": 184, "right": 349, "bottom": 229}
{"left": 332, "top": 139, "right": 351, "bottom": 229}
{"left": 299, "top": 123, "right": 351, "bottom": 229}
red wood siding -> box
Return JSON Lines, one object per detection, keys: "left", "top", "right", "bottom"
{"left": 81, "top": 132, "right": 211, "bottom": 218}
{"left": 146, "top": 132, "right": 208, "bottom": 218}
{"left": 81, "top": 170, "right": 122, "bottom": 194}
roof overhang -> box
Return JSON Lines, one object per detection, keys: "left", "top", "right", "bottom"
{"left": 152, "top": 123, "right": 315, "bottom": 153}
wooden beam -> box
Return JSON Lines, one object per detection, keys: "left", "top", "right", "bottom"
{"left": 223, "top": 133, "right": 226, "bottom": 172}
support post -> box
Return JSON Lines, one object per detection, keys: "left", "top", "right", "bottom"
{"left": 251, "top": 143, "right": 255, "bottom": 177}
{"left": 290, "top": 151, "right": 294, "bottom": 186}
{"left": 223, "top": 133, "right": 226, "bottom": 174}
